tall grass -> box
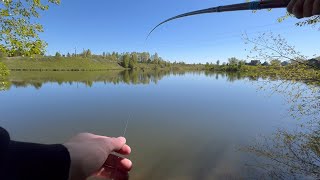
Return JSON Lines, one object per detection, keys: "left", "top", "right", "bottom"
{"left": 1, "top": 57, "right": 123, "bottom": 71}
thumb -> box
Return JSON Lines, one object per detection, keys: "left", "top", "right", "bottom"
{"left": 110, "top": 137, "right": 126, "bottom": 151}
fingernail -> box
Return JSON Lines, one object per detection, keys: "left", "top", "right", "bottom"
{"left": 118, "top": 136, "right": 126, "bottom": 143}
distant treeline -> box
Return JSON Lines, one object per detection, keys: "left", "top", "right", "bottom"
{"left": 1, "top": 51, "right": 319, "bottom": 74}
{"left": 0, "top": 50, "right": 206, "bottom": 71}
{"left": 51, "top": 50, "right": 191, "bottom": 69}
{"left": 204, "top": 57, "right": 320, "bottom": 72}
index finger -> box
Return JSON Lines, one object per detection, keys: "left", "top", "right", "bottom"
{"left": 287, "top": 0, "right": 297, "bottom": 14}
{"left": 293, "top": 0, "right": 305, "bottom": 18}
{"left": 115, "top": 144, "right": 131, "bottom": 155}
{"left": 110, "top": 137, "right": 127, "bottom": 151}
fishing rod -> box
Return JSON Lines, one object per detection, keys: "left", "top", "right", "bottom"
{"left": 147, "top": 0, "right": 290, "bottom": 39}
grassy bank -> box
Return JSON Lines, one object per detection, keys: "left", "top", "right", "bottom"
{"left": 1, "top": 57, "right": 124, "bottom": 71}
{"left": 0, "top": 57, "right": 206, "bottom": 71}
{"left": 209, "top": 65, "right": 320, "bottom": 86}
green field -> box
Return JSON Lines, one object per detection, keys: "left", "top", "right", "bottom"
{"left": 0, "top": 57, "right": 124, "bottom": 71}
{"left": 0, "top": 56, "right": 206, "bottom": 71}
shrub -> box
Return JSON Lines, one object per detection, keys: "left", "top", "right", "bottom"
{"left": 0, "top": 62, "right": 9, "bottom": 77}
{"left": 0, "top": 62, "right": 10, "bottom": 91}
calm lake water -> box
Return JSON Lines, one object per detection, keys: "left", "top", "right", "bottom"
{"left": 0, "top": 70, "right": 316, "bottom": 179}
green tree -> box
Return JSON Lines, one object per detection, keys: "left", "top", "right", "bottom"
{"left": 228, "top": 57, "right": 239, "bottom": 65}
{"left": 151, "top": 53, "right": 160, "bottom": 64}
{"left": 129, "top": 53, "right": 138, "bottom": 69}
{"left": 0, "top": 51, "right": 8, "bottom": 58}
{"left": 129, "top": 59, "right": 135, "bottom": 69}
{"left": 216, "top": 60, "right": 220, "bottom": 66}
{"left": 239, "top": 60, "right": 246, "bottom": 65}
{"left": 270, "top": 59, "right": 281, "bottom": 67}
{"left": 238, "top": 60, "right": 246, "bottom": 68}
{"left": 108, "top": 52, "right": 118, "bottom": 62}
{"left": 131, "top": 53, "right": 138, "bottom": 63}
{"left": 244, "top": 32, "right": 308, "bottom": 64}
{"left": 0, "top": 0, "right": 60, "bottom": 56}
{"left": 55, "top": 52, "right": 61, "bottom": 58}
{"left": 121, "top": 54, "right": 130, "bottom": 68}
{"left": 205, "top": 62, "right": 211, "bottom": 69}
{"left": 85, "top": 49, "right": 92, "bottom": 58}
{"left": 141, "top": 52, "right": 150, "bottom": 63}
{"left": 67, "top": 52, "right": 71, "bottom": 58}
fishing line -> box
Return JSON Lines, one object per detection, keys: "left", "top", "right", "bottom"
{"left": 113, "top": 113, "right": 130, "bottom": 179}
{"left": 122, "top": 113, "right": 130, "bottom": 137}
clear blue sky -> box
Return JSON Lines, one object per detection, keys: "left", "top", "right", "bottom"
{"left": 39, "top": 0, "right": 319, "bottom": 63}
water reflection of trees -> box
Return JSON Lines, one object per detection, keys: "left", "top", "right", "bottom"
{"left": 0, "top": 79, "right": 10, "bottom": 91}
{"left": 205, "top": 71, "right": 277, "bottom": 82}
{"left": 5, "top": 70, "right": 191, "bottom": 89}
{"left": 4, "top": 70, "right": 320, "bottom": 91}
{"left": 229, "top": 32, "right": 320, "bottom": 179}
{"left": 205, "top": 70, "right": 320, "bottom": 85}
{"left": 240, "top": 76, "right": 320, "bottom": 179}
{"left": 0, "top": 65, "right": 10, "bottom": 91}
{"left": 243, "top": 126, "right": 320, "bottom": 179}
{"left": 5, "top": 70, "right": 205, "bottom": 89}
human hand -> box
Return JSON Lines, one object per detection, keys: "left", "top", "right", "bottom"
{"left": 63, "top": 133, "right": 132, "bottom": 180}
{"left": 287, "top": 0, "right": 320, "bottom": 18}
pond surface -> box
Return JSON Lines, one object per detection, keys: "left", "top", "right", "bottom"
{"left": 0, "top": 71, "right": 312, "bottom": 179}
